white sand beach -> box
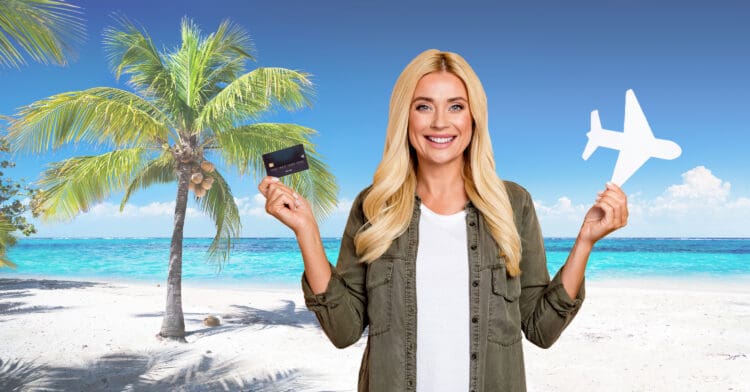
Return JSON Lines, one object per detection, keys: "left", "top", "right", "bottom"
{"left": 1, "top": 277, "right": 748, "bottom": 391}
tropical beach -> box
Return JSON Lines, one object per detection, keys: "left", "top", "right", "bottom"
{"left": 2, "top": 237, "right": 750, "bottom": 391}
{"left": 1, "top": 272, "right": 749, "bottom": 391}
{"left": 2, "top": 1, "right": 750, "bottom": 391}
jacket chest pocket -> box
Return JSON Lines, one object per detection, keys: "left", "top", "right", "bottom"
{"left": 487, "top": 266, "right": 522, "bottom": 346}
{"left": 366, "top": 260, "right": 394, "bottom": 336}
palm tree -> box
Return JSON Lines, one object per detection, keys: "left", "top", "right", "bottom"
{"left": 0, "top": 0, "right": 84, "bottom": 68}
{"left": 8, "top": 17, "right": 338, "bottom": 341}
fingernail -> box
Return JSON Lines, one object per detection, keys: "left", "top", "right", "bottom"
{"left": 294, "top": 200, "right": 301, "bottom": 207}
{"left": 271, "top": 177, "right": 280, "bottom": 182}
{"left": 293, "top": 192, "right": 299, "bottom": 199}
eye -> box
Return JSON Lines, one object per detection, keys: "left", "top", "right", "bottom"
{"left": 449, "top": 104, "right": 464, "bottom": 112}
{"left": 415, "top": 104, "right": 431, "bottom": 111}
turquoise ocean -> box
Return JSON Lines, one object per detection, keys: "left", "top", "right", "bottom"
{"left": 3, "top": 238, "right": 750, "bottom": 286}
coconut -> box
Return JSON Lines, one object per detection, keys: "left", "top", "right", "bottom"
{"left": 188, "top": 181, "right": 196, "bottom": 191}
{"left": 200, "top": 161, "right": 215, "bottom": 173}
{"left": 203, "top": 315, "right": 220, "bottom": 327}
{"left": 201, "top": 180, "right": 213, "bottom": 190}
{"left": 191, "top": 172, "right": 204, "bottom": 184}
{"left": 194, "top": 187, "right": 207, "bottom": 198}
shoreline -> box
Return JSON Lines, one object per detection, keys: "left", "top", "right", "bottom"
{"left": 2, "top": 276, "right": 748, "bottom": 391}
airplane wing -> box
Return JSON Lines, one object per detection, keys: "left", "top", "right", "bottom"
{"left": 623, "top": 89, "right": 654, "bottom": 139}
{"left": 611, "top": 148, "right": 651, "bottom": 186}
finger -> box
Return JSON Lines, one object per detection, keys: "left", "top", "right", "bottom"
{"left": 596, "top": 197, "right": 616, "bottom": 227}
{"left": 258, "top": 176, "right": 280, "bottom": 197}
{"left": 266, "top": 180, "right": 295, "bottom": 200}
{"left": 605, "top": 182, "right": 625, "bottom": 194}
{"left": 599, "top": 194, "right": 625, "bottom": 227}
{"left": 602, "top": 190, "right": 628, "bottom": 227}
{"left": 267, "top": 185, "right": 299, "bottom": 210}
{"left": 268, "top": 189, "right": 299, "bottom": 213}
{"left": 603, "top": 185, "right": 627, "bottom": 205}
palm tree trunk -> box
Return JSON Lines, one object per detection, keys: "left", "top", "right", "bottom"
{"left": 159, "top": 160, "right": 191, "bottom": 341}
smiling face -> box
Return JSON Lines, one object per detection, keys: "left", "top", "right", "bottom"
{"left": 408, "top": 71, "right": 473, "bottom": 173}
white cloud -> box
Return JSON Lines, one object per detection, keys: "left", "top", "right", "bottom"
{"left": 534, "top": 166, "right": 750, "bottom": 237}
{"left": 534, "top": 197, "right": 587, "bottom": 219}
{"left": 235, "top": 193, "right": 354, "bottom": 218}
{"left": 648, "top": 166, "right": 732, "bottom": 215}
{"left": 533, "top": 197, "right": 589, "bottom": 236}
{"left": 235, "top": 194, "right": 267, "bottom": 217}
{"left": 88, "top": 201, "right": 203, "bottom": 219}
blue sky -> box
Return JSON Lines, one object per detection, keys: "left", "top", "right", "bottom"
{"left": 2, "top": 0, "right": 749, "bottom": 238}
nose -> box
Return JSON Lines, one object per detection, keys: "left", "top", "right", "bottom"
{"left": 430, "top": 109, "right": 448, "bottom": 130}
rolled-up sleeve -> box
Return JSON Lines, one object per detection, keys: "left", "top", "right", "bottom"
{"left": 507, "top": 182, "right": 585, "bottom": 349}
{"left": 300, "top": 189, "right": 369, "bottom": 349}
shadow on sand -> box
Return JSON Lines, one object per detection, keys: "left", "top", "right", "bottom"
{"left": 184, "top": 300, "right": 319, "bottom": 339}
{"left": 1, "top": 350, "right": 344, "bottom": 392}
{"left": 0, "top": 278, "right": 105, "bottom": 318}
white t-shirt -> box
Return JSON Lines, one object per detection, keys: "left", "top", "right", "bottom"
{"left": 416, "top": 203, "right": 470, "bottom": 392}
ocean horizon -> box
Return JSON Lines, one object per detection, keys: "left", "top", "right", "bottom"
{"left": 3, "top": 237, "right": 750, "bottom": 286}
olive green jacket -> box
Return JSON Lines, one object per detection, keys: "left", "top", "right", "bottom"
{"left": 301, "top": 181, "right": 585, "bottom": 392}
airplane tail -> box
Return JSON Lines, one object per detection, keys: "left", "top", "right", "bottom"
{"left": 582, "top": 110, "right": 601, "bottom": 160}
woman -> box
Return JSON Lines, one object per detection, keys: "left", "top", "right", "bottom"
{"left": 259, "top": 49, "right": 628, "bottom": 392}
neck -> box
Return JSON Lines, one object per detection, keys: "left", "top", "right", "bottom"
{"left": 415, "top": 159, "right": 469, "bottom": 214}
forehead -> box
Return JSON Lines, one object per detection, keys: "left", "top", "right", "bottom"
{"left": 412, "top": 71, "right": 468, "bottom": 98}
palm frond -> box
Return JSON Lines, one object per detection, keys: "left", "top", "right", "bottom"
{"left": 196, "top": 169, "right": 241, "bottom": 264}
{"left": 212, "top": 123, "right": 337, "bottom": 218}
{"left": 0, "top": 218, "right": 18, "bottom": 268}
{"left": 8, "top": 87, "right": 171, "bottom": 153}
{"left": 120, "top": 151, "right": 176, "bottom": 211}
{"left": 198, "top": 19, "right": 254, "bottom": 95}
{"left": 0, "top": 0, "right": 84, "bottom": 68}
{"left": 161, "top": 18, "right": 202, "bottom": 130}
{"left": 34, "top": 148, "right": 152, "bottom": 221}
{"left": 196, "top": 68, "right": 314, "bottom": 133}
{"left": 103, "top": 16, "right": 173, "bottom": 98}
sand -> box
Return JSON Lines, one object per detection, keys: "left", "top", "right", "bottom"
{"left": 1, "top": 276, "right": 748, "bottom": 391}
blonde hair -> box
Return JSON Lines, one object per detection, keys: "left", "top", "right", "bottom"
{"left": 354, "top": 49, "right": 522, "bottom": 277}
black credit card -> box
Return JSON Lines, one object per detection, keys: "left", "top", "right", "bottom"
{"left": 262, "top": 144, "right": 309, "bottom": 177}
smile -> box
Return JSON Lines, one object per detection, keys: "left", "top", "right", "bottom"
{"left": 426, "top": 136, "right": 456, "bottom": 144}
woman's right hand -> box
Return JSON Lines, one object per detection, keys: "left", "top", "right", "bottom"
{"left": 258, "top": 176, "right": 317, "bottom": 234}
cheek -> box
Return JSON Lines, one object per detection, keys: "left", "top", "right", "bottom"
{"left": 459, "top": 113, "right": 473, "bottom": 133}
{"left": 407, "top": 127, "right": 419, "bottom": 150}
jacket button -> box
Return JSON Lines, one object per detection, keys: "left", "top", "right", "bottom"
{"left": 469, "top": 221, "right": 475, "bottom": 226}
{"left": 472, "top": 280, "right": 479, "bottom": 287}
{"left": 471, "top": 353, "right": 477, "bottom": 360}
{"left": 471, "top": 316, "right": 478, "bottom": 323}
{"left": 470, "top": 244, "right": 477, "bottom": 250}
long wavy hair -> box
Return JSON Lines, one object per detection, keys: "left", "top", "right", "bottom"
{"left": 353, "top": 49, "right": 521, "bottom": 277}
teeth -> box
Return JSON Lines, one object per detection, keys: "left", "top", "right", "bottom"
{"left": 427, "top": 136, "right": 455, "bottom": 144}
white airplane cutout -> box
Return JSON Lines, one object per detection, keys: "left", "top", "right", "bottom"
{"left": 583, "top": 89, "right": 681, "bottom": 186}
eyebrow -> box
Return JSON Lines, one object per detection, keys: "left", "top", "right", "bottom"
{"left": 411, "top": 96, "right": 468, "bottom": 104}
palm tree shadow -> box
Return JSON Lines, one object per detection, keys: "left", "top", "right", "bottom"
{"left": 0, "top": 358, "right": 47, "bottom": 392}
{"left": 187, "top": 300, "right": 318, "bottom": 339}
{"left": 0, "top": 278, "right": 101, "bottom": 318}
{"left": 224, "top": 300, "right": 318, "bottom": 328}
{"left": 4, "top": 350, "right": 328, "bottom": 391}
{"left": 0, "top": 278, "right": 103, "bottom": 291}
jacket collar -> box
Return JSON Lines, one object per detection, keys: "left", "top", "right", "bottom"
{"left": 413, "top": 192, "right": 475, "bottom": 210}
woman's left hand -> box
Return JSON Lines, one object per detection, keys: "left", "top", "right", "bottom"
{"left": 578, "top": 182, "right": 628, "bottom": 245}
